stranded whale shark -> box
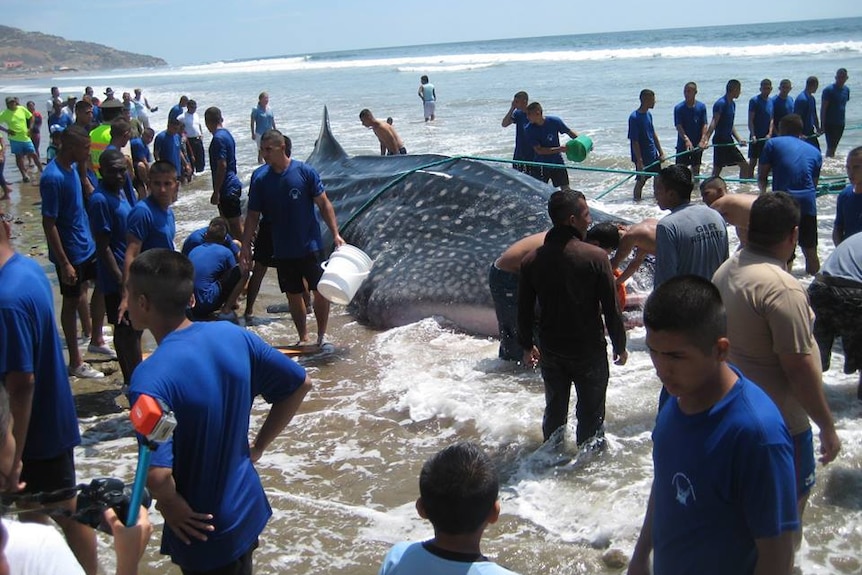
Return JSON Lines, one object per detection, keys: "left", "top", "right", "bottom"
{"left": 306, "top": 107, "right": 633, "bottom": 336}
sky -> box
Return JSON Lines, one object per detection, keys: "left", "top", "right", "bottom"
{"left": 4, "top": 0, "right": 860, "bottom": 66}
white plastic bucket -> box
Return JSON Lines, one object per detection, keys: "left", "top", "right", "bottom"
{"left": 317, "top": 244, "right": 374, "bottom": 305}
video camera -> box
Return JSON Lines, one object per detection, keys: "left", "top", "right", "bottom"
{"left": 74, "top": 477, "right": 153, "bottom": 533}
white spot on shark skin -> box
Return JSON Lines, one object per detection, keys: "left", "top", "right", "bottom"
{"left": 418, "top": 170, "right": 452, "bottom": 180}
{"left": 416, "top": 200, "right": 425, "bottom": 207}
{"left": 460, "top": 186, "right": 470, "bottom": 195}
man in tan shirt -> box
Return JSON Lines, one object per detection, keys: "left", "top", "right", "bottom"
{"left": 712, "top": 192, "right": 841, "bottom": 552}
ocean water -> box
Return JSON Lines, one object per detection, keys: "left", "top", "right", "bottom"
{"left": 3, "top": 17, "right": 862, "bottom": 574}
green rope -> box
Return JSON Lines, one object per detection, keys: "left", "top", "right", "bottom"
{"left": 336, "top": 134, "right": 854, "bottom": 227}
{"left": 338, "top": 156, "right": 465, "bottom": 234}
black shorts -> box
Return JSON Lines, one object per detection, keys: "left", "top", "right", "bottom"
{"left": 191, "top": 265, "right": 242, "bottom": 318}
{"left": 252, "top": 221, "right": 276, "bottom": 267}
{"left": 713, "top": 143, "right": 746, "bottom": 168}
{"left": 275, "top": 252, "right": 324, "bottom": 294}
{"left": 675, "top": 148, "right": 703, "bottom": 167}
{"left": 105, "top": 291, "right": 123, "bottom": 325}
{"left": 804, "top": 135, "right": 821, "bottom": 150}
{"left": 20, "top": 449, "right": 78, "bottom": 503}
{"left": 181, "top": 540, "right": 258, "bottom": 575}
{"left": 748, "top": 138, "right": 767, "bottom": 160}
{"left": 218, "top": 191, "right": 242, "bottom": 220}
{"left": 537, "top": 165, "right": 569, "bottom": 188}
{"left": 798, "top": 214, "right": 818, "bottom": 249}
{"left": 56, "top": 257, "right": 97, "bottom": 298}
{"left": 824, "top": 123, "right": 845, "bottom": 152}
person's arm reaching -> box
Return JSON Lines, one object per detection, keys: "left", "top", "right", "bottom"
{"left": 250, "top": 376, "right": 312, "bottom": 462}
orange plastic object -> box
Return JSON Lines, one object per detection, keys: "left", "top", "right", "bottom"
{"left": 130, "top": 394, "right": 164, "bottom": 436}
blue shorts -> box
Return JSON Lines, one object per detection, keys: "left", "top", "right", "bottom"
{"left": 793, "top": 428, "right": 816, "bottom": 498}
{"left": 10, "top": 139, "right": 35, "bottom": 156}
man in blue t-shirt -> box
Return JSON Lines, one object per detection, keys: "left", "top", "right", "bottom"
{"left": 182, "top": 218, "right": 241, "bottom": 259}
{"left": 833, "top": 146, "right": 862, "bottom": 245}
{"left": 758, "top": 113, "right": 823, "bottom": 275}
{"left": 87, "top": 149, "right": 141, "bottom": 386}
{"left": 168, "top": 95, "right": 187, "bottom": 123}
{"left": 794, "top": 76, "right": 821, "bottom": 150}
{"left": 628, "top": 89, "right": 665, "bottom": 201}
{"left": 241, "top": 130, "right": 345, "bottom": 346}
{"left": 704, "top": 79, "right": 750, "bottom": 179}
{"left": 523, "top": 101, "right": 578, "bottom": 190}
{"left": 820, "top": 68, "right": 850, "bottom": 158}
{"left": 629, "top": 275, "right": 798, "bottom": 575}
{"left": 501, "top": 91, "right": 534, "bottom": 175}
{"left": 772, "top": 78, "right": 795, "bottom": 128}
{"left": 0, "top": 205, "right": 97, "bottom": 574}
{"left": 205, "top": 107, "right": 244, "bottom": 239}
{"left": 747, "top": 78, "right": 774, "bottom": 177}
{"left": 126, "top": 248, "right": 311, "bottom": 575}
{"left": 154, "top": 119, "right": 191, "bottom": 181}
{"left": 130, "top": 127, "right": 154, "bottom": 196}
{"left": 39, "top": 125, "right": 105, "bottom": 379}
{"left": 188, "top": 218, "right": 244, "bottom": 319}
{"left": 673, "top": 81, "right": 708, "bottom": 177}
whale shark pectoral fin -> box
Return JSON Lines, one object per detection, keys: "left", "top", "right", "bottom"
{"left": 307, "top": 106, "right": 349, "bottom": 165}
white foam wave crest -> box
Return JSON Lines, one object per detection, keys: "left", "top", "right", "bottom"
{"left": 396, "top": 63, "right": 497, "bottom": 73}
{"left": 23, "top": 40, "right": 860, "bottom": 85}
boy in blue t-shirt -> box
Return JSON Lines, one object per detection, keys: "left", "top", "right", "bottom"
{"left": 118, "top": 160, "right": 178, "bottom": 349}
{"left": 833, "top": 146, "right": 862, "bottom": 245}
{"left": 501, "top": 91, "right": 533, "bottom": 175}
{"left": 205, "top": 107, "right": 244, "bottom": 239}
{"left": 629, "top": 275, "right": 798, "bottom": 575}
{"left": 747, "top": 78, "right": 774, "bottom": 177}
{"left": 523, "top": 101, "right": 578, "bottom": 190}
{"left": 39, "top": 125, "right": 106, "bottom": 379}
{"left": 378, "top": 442, "right": 520, "bottom": 575}
{"left": 188, "top": 218, "right": 244, "bottom": 319}
{"left": 88, "top": 149, "right": 141, "bottom": 386}
{"left": 628, "top": 89, "right": 665, "bottom": 201}
{"left": 127, "top": 248, "right": 311, "bottom": 575}
{"left": 704, "top": 79, "right": 750, "bottom": 179}
{"left": 130, "top": 127, "right": 154, "bottom": 196}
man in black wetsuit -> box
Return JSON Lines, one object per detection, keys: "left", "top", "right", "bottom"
{"left": 517, "top": 189, "right": 628, "bottom": 446}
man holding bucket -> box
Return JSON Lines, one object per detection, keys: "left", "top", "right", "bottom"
{"left": 241, "top": 130, "right": 345, "bottom": 346}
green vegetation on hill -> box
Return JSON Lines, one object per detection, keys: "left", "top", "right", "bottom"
{"left": 0, "top": 25, "right": 167, "bottom": 72}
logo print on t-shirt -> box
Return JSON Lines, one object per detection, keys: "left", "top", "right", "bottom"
{"left": 672, "top": 472, "right": 696, "bottom": 506}
{"left": 290, "top": 188, "right": 300, "bottom": 200}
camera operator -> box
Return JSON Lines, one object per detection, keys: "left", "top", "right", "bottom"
{"left": 0, "top": 384, "right": 152, "bottom": 575}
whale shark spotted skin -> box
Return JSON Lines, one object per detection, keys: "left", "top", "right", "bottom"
{"left": 306, "top": 107, "right": 627, "bottom": 336}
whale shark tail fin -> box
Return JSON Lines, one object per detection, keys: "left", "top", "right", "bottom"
{"left": 308, "top": 106, "right": 349, "bottom": 164}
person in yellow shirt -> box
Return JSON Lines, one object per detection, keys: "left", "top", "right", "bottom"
{"left": 0, "top": 97, "right": 42, "bottom": 183}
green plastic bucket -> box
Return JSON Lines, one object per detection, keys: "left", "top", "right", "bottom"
{"left": 566, "top": 135, "right": 593, "bottom": 163}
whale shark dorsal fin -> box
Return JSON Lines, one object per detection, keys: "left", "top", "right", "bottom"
{"left": 308, "top": 106, "right": 349, "bottom": 164}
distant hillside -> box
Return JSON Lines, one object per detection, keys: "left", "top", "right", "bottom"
{"left": 0, "top": 25, "right": 167, "bottom": 72}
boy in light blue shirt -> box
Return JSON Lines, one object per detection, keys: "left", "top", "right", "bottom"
{"left": 379, "top": 442, "right": 520, "bottom": 575}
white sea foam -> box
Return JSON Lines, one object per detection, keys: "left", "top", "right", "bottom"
{"left": 15, "top": 40, "right": 859, "bottom": 87}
